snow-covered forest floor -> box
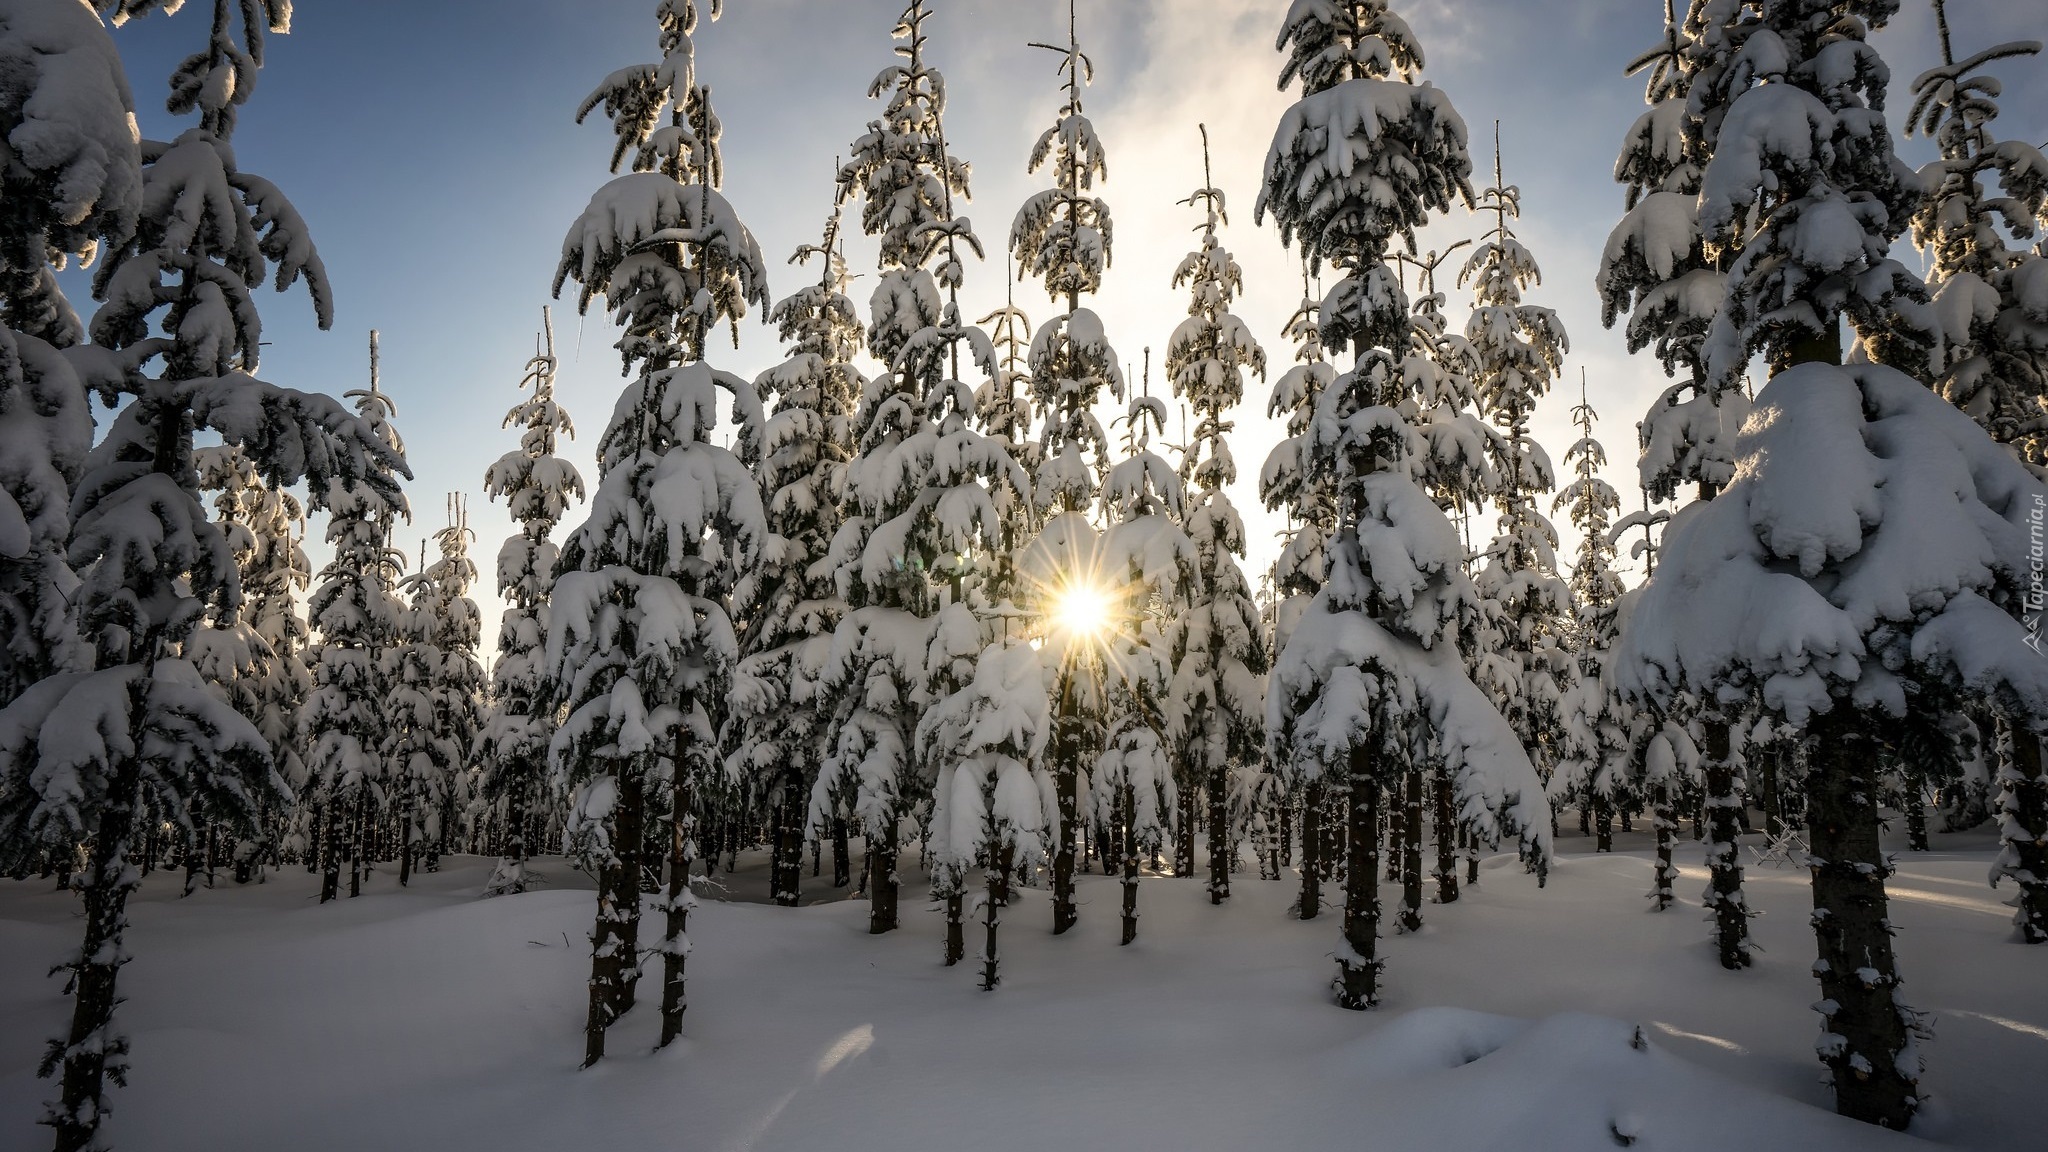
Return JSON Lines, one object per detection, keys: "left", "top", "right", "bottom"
{"left": 2, "top": 825, "right": 2038, "bottom": 1152}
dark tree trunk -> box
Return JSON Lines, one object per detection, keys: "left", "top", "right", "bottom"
{"left": 1760, "top": 742, "right": 1784, "bottom": 841}
{"left": 1398, "top": 769, "right": 1422, "bottom": 932}
{"left": 1593, "top": 791, "right": 1614, "bottom": 853}
{"left": 47, "top": 758, "right": 141, "bottom": 1152}
{"left": 1806, "top": 710, "right": 1917, "bottom": 1129}
{"left": 1174, "top": 774, "right": 1197, "bottom": 878}
{"left": 1336, "top": 747, "right": 1382, "bottom": 1011}
{"left": 1432, "top": 767, "right": 1458, "bottom": 905}
{"left": 501, "top": 780, "right": 530, "bottom": 895}
{"left": 1702, "top": 718, "right": 1752, "bottom": 969}
{"left": 1120, "top": 783, "right": 1141, "bottom": 945}
{"left": 583, "top": 771, "right": 645, "bottom": 1067}
{"left": 1651, "top": 779, "right": 1678, "bottom": 912}
{"left": 944, "top": 891, "right": 965, "bottom": 965}
{"left": 397, "top": 802, "right": 414, "bottom": 888}
{"left": 2002, "top": 731, "right": 2048, "bottom": 943}
{"left": 1205, "top": 751, "right": 1230, "bottom": 905}
{"left": 1051, "top": 678, "right": 1079, "bottom": 934}
{"left": 831, "top": 814, "right": 850, "bottom": 889}
{"left": 1298, "top": 780, "right": 1323, "bottom": 920}
{"left": 348, "top": 790, "right": 368, "bottom": 898}
{"left": 981, "top": 841, "right": 1013, "bottom": 991}
{"left": 319, "top": 795, "right": 342, "bottom": 903}
{"left": 770, "top": 790, "right": 801, "bottom": 908}
{"left": 1384, "top": 794, "right": 1402, "bottom": 882}
{"left": 1462, "top": 821, "right": 1479, "bottom": 887}
{"left": 869, "top": 816, "right": 899, "bottom": 935}
{"left": 657, "top": 761, "right": 693, "bottom": 1050}
{"left": 1279, "top": 794, "right": 1293, "bottom": 869}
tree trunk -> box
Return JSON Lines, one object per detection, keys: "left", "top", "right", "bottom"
{"left": 1298, "top": 780, "right": 1323, "bottom": 920}
{"left": 1399, "top": 768, "right": 1423, "bottom": 931}
{"left": 1120, "top": 782, "right": 1140, "bottom": 945}
{"left": 1432, "top": 767, "right": 1458, "bottom": 905}
{"left": 1051, "top": 677, "right": 1079, "bottom": 934}
{"left": 831, "top": 814, "right": 850, "bottom": 889}
{"left": 583, "top": 771, "right": 644, "bottom": 1067}
{"left": 770, "top": 790, "right": 801, "bottom": 908}
{"left": 1174, "top": 774, "right": 1197, "bottom": 878}
{"left": 1594, "top": 791, "right": 1614, "bottom": 853}
{"left": 1651, "top": 779, "right": 1678, "bottom": 912}
{"left": 1760, "top": 743, "right": 1783, "bottom": 841}
{"left": 1384, "top": 794, "right": 1403, "bottom": 882}
{"left": 1336, "top": 746, "right": 1382, "bottom": 1011}
{"left": 1205, "top": 730, "right": 1230, "bottom": 905}
{"left": 1703, "top": 718, "right": 1752, "bottom": 969}
{"left": 657, "top": 761, "right": 694, "bottom": 1050}
{"left": 1806, "top": 709, "right": 1918, "bottom": 1129}
{"left": 319, "top": 794, "right": 342, "bottom": 903}
{"left": 348, "top": 790, "right": 368, "bottom": 898}
{"left": 47, "top": 757, "right": 142, "bottom": 1152}
{"left": 981, "top": 840, "right": 1013, "bottom": 990}
{"left": 397, "top": 802, "right": 414, "bottom": 888}
{"left": 869, "top": 816, "right": 899, "bottom": 934}
{"left": 501, "top": 780, "right": 529, "bottom": 895}
{"left": 944, "top": 891, "right": 965, "bottom": 966}
{"left": 2000, "top": 730, "right": 2048, "bottom": 943}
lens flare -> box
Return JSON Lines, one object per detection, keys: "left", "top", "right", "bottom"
{"left": 1050, "top": 581, "right": 1114, "bottom": 644}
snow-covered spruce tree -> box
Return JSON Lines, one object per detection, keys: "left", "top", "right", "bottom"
{"left": 1597, "top": 0, "right": 1766, "bottom": 972}
{"left": 1163, "top": 132, "right": 1269, "bottom": 906}
{"left": 1261, "top": 267, "right": 1343, "bottom": 918}
{"left": 390, "top": 533, "right": 452, "bottom": 883}
{"left": 551, "top": 0, "right": 768, "bottom": 1061}
{"left": 819, "top": 0, "right": 1021, "bottom": 939}
{"left": 394, "top": 499, "right": 485, "bottom": 876}
{"left": 1549, "top": 379, "right": 1629, "bottom": 853}
{"left": 1460, "top": 128, "right": 1570, "bottom": 899}
{"left": 304, "top": 339, "right": 409, "bottom": 905}
{"left": 976, "top": 269, "right": 1039, "bottom": 614}
{"left": 1613, "top": 0, "right": 2044, "bottom": 1128}
{"left": 1012, "top": 1, "right": 1122, "bottom": 932}
{"left": 1089, "top": 373, "right": 1196, "bottom": 943}
{"left": 922, "top": 638, "right": 1050, "bottom": 988}
{"left": 1904, "top": 6, "right": 2048, "bottom": 940}
{"left": 0, "top": 0, "right": 135, "bottom": 715}
{"left": 479, "top": 310, "right": 584, "bottom": 897}
{"left": 1394, "top": 246, "right": 1496, "bottom": 906}
{"left": 728, "top": 188, "right": 859, "bottom": 909}
{"left": 1258, "top": 0, "right": 1549, "bottom": 1010}
{"left": 192, "top": 445, "right": 312, "bottom": 882}
{"left": 0, "top": 5, "right": 407, "bottom": 1146}
{"left": 1905, "top": 5, "right": 2047, "bottom": 462}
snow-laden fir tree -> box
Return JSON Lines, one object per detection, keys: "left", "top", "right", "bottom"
{"left": 192, "top": 445, "right": 312, "bottom": 882}
{"left": 304, "top": 337, "right": 409, "bottom": 905}
{"left": 1906, "top": 4, "right": 2047, "bottom": 463}
{"left": 1162, "top": 131, "right": 1269, "bottom": 906}
{"left": 1596, "top": 0, "right": 1766, "bottom": 973}
{"left": 818, "top": 0, "right": 1023, "bottom": 938}
{"left": 1, "top": 5, "right": 407, "bottom": 1147}
{"left": 975, "top": 268, "right": 1039, "bottom": 613}
{"left": 1013, "top": 0, "right": 1124, "bottom": 931}
{"left": 1089, "top": 371, "right": 1195, "bottom": 943}
{"left": 1903, "top": 3, "right": 2048, "bottom": 941}
{"left": 1393, "top": 245, "right": 1496, "bottom": 906}
{"left": 728, "top": 187, "right": 860, "bottom": 909}
{"left": 479, "top": 310, "right": 584, "bottom": 897}
{"left": 922, "top": 636, "right": 1050, "bottom": 988}
{"left": 1548, "top": 378, "right": 1629, "bottom": 853}
{"left": 1261, "top": 266, "right": 1343, "bottom": 918}
{"left": 393, "top": 499, "right": 484, "bottom": 877}
{"left": 0, "top": 0, "right": 134, "bottom": 714}
{"left": 1258, "top": 0, "right": 1550, "bottom": 1010}
{"left": 1460, "top": 129, "right": 1571, "bottom": 897}
{"left": 551, "top": 0, "right": 768, "bottom": 1060}
{"left": 1611, "top": 0, "right": 2046, "bottom": 1128}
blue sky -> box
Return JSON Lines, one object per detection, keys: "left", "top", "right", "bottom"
{"left": 72, "top": 0, "right": 2048, "bottom": 641}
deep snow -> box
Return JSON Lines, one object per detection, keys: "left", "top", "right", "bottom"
{"left": 2, "top": 826, "right": 2042, "bottom": 1151}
